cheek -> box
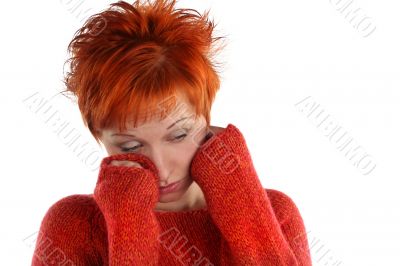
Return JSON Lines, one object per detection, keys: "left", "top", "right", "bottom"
{"left": 104, "top": 145, "right": 119, "bottom": 156}
{"left": 175, "top": 142, "right": 197, "bottom": 162}
{"left": 170, "top": 142, "right": 199, "bottom": 171}
{"left": 172, "top": 126, "right": 207, "bottom": 165}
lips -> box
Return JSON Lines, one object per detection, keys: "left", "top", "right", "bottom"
{"left": 160, "top": 180, "right": 180, "bottom": 189}
{"left": 159, "top": 179, "right": 184, "bottom": 194}
{"left": 160, "top": 181, "right": 174, "bottom": 188}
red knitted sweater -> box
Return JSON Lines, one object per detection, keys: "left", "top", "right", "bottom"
{"left": 31, "top": 123, "right": 312, "bottom": 266}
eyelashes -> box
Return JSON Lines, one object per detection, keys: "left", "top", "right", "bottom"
{"left": 120, "top": 128, "right": 191, "bottom": 152}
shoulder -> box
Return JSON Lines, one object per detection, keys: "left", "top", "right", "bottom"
{"left": 33, "top": 194, "right": 106, "bottom": 265}
{"left": 264, "top": 188, "right": 304, "bottom": 224}
{"left": 44, "top": 194, "right": 99, "bottom": 220}
{"left": 40, "top": 193, "right": 106, "bottom": 237}
{"left": 39, "top": 194, "right": 101, "bottom": 231}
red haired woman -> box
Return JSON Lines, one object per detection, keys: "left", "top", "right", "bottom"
{"left": 31, "top": 0, "right": 312, "bottom": 265}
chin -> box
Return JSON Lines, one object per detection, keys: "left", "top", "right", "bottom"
{"left": 157, "top": 178, "right": 192, "bottom": 203}
{"left": 158, "top": 192, "right": 184, "bottom": 203}
{"left": 158, "top": 185, "right": 190, "bottom": 202}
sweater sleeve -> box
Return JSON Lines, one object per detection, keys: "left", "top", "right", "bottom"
{"left": 31, "top": 152, "right": 162, "bottom": 266}
{"left": 190, "top": 123, "right": 312, "bottom": 265}
{"left": 92, "top": 152, "right": 161, "bottom": 266}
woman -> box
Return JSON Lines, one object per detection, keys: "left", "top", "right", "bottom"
{"left": 31, "top": 0, "right": 312, "bottom": 265}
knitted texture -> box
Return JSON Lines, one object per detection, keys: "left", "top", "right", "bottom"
{"left": 93, "top": 152, "right": 161, "bottom": 265}
{"left": 31, "top": 123, "right": 312, "bottom": 266}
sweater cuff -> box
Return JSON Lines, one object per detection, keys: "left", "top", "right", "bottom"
{"left": 190, "top": 123, "right": 263, "bottom": 193}
{"left": 100, "top": 152, "right": 160, "bottom": 176}
{"left": 96, "top": 152, "right": 161, "bottom": 209}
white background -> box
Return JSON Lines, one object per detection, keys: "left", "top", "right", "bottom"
{"left": 1, "top": 0, "right": 399, "bottom": 265}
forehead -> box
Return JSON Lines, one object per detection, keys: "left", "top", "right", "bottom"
{"left": 115, "top": 91, "right": 196, "bottom": 132}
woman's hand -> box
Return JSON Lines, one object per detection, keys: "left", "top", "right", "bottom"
{"left": 190, "top": 123, "right": 254, "bottom": 192}
{"left": 109, "top": 159, "right": 143, "bottom": 168}
{"left": 190, "top": 124, "right": 307, "bottom": 265}
{"left": 93, "top": 153, "right": 162, "bottom": 265}
{"left": 94, "top": 153, "right": 160, "bottom": 224}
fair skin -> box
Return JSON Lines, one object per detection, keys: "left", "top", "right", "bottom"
{"left": 96, "top": 92, "right": 222, "bottom": 212}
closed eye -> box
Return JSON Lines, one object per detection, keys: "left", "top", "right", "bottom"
{"left": 120, "top": 133, "right": 188, "bottom": 152}
{"left": 174, "top": 133, "right": 187, "bottom": 140}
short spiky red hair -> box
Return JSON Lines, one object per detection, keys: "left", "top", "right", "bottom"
{"left": 63, "top": 0, "right": 226, "bottom": 145}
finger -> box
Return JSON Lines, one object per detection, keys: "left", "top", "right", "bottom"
{"left": 110, "top": 160, "right": 143, "bottom": 168}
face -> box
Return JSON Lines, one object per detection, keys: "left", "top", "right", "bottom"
{"left": 97, "top": 92, "right": 209, "bottom": 209}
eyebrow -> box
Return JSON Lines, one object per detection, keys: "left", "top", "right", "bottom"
{"left": 166, "top": 116, "right": 190, "bottom": 129}
{"left": 111, "top": 116, "right": 190, "bottom": 137}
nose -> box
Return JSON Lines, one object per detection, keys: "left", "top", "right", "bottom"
{"left": 147, "top": 149, "right": 170, "bottom": 186}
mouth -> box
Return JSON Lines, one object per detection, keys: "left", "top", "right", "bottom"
{"left": 159, "top": 179, "right": 185, "bottom": 194}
